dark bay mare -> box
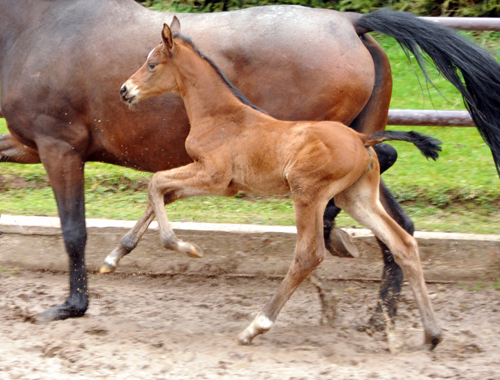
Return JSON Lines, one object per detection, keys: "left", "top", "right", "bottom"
{"left": 1, "top": 0, "right": 500, "bottom": 326}
{"left": 120, "top": 19, "right": 443, "bottom": 350}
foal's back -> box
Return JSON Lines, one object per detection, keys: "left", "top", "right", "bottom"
{"left": 222, "top": 113, "right": 372, "bottom": 197}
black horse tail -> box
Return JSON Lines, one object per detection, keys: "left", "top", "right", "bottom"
{"left": 364, "top": 130, "right": 442, "bottom": 161}
{"left": 353, "top": 9, "right": 500, "bottom": 177}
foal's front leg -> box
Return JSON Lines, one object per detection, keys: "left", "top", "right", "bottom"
{"left": 101, "top": 203, "right": 157, "bottom": 273}
{"left": 148, "top": 162, "right": 233, "bottom": 257}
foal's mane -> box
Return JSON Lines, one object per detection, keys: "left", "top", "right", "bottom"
{"left": 173, "top": 33, "right": 267, "bottom": 114}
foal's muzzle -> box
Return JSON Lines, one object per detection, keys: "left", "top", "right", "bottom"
{"left": 120, "top": 83, "right": 137, "bottom": 104}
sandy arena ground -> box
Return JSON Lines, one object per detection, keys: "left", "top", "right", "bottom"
{"left": 0, "top": 267, "right": 499, "bottom": 380}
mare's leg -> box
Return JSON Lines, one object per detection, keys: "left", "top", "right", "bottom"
{"left": 335, "top": 167, "right": 441, "bottom": 350}
{"left": 238, "top": 197, "right": 328, "bottom": 345}
{"left": 34, "top": 137, "right": 88, "bottom": 323}
{"left": 0, "top": 133, "right": 41, "bottom": 163}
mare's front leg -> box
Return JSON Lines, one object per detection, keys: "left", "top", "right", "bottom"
{"left": 238, "top": 197, "right": 327, "bottom": 344}
{"left": 34, "top": 137, "right": 88, "bottom": 323}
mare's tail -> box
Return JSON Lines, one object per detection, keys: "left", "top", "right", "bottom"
{"left": 353, "top": 9, "right": 500, "bottom": 176}
{"left": 364, "top": 130, "right": 442, "bottom": 161}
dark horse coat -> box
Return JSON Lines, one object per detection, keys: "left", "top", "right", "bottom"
{"left": 1, "top": 0, "right": 499, "bottom": 325}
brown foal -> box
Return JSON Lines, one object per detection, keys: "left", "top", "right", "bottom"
{"left": 118, "top": 18, "right": 443, "bottom": 351}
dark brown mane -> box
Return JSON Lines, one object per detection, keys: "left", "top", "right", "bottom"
{"left": 173, "top": 33, "right": 267, "bottom": 114}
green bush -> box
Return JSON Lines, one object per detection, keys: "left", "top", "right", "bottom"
{"left": 136, "top": 0, "right": 500, "bottom": 16}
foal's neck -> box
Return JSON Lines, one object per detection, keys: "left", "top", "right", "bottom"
{"left": 174, "top": 43, "right": 258, "bottom": 127}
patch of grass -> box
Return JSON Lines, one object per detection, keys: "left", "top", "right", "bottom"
{"left": 1, "top": 30, "right": 499, "bottom": 233}
{"left": 468, "top": 282, "right": 485, "bottom": 292}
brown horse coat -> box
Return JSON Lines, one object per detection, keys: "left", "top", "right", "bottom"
{"left": 2, "top": 1, "right": 499, "bottom": 328}
{"left": 118, "top": 20, "right": 442, "bottom": 350}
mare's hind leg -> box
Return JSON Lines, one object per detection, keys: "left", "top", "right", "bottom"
{"left": 238, "top": 196, "right": 328, "bottom": 345}
{"left": 335, "top": 166, "right": 441, "bottom": 350}
{"left": 363, "top": 178, "right": 409, "bottom": 331}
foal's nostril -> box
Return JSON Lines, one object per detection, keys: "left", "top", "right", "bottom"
{"left": 120, "top": 85, "right": 128, "bottom": 97}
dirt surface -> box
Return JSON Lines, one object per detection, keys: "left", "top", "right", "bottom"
{"left": 0, "top": 269, "right": 499, "bottom": 380}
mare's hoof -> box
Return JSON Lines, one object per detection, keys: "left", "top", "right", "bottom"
{"left": 355, "top": 315, "right": 386, "bottom": 334}
{"left": 100, "top": 263, "right": 116, "bottom": 274}
{"left": 32, "top": 303, "right": 87, "bottom": 324}
{"left": 327, "top": 228, "right": 359, "bottom": 258}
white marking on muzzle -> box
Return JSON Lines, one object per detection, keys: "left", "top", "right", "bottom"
{"left": 122, "top": 81, "right": 140, "bottom": 103}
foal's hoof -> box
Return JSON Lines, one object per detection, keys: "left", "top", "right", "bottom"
{"left": 424, "top": 330, "right": 443, "bottom": 351}
{"left": 178, "top": 241, "right": 204, "bottom": 258}
{"left": 237, "top": 334, "right": 253, "bottom": 346}
{"left": 99, "top": 262, "right": 117, "bottom": 274}
{"left": 327, "top": 228, "right": 359, "bottom": 258}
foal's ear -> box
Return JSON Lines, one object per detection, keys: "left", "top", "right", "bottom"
{"left": 162, "top": 23, "right": 174, "bottom": 51}
{"left": 170, "top": 16, "right": 181, "bottom": 35}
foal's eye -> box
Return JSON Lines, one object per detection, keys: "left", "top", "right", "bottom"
{"left": 147, "top": 63, "right": 156, "bottom": 71}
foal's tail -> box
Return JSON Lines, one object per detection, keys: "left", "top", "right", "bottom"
{"left": 363, "top": 130, "right": 442, "bottom": 161}
{"left": 352, "top": 9, "right": 500, "bottom": 176}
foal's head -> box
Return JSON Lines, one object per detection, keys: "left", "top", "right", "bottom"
{"left": 120, "top": 17, "right": 183, "bottom": 105}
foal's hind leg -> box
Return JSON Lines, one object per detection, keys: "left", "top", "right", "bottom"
{"left": 323, "top": 143, "right": 397, "bottom": 257}
{"left": 323, "top": 144, "right": 407, "bottom": 331}
{"left": 238, "top": 196, "right": 329, "bottom": 345}
{"left": 335, "top": 169, "right": 441, "bottom": 351}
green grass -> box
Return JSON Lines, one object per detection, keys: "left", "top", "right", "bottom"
{"left": 1, "top": 30, "right": 499, "bottom": 233}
